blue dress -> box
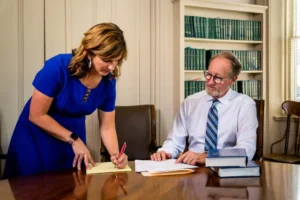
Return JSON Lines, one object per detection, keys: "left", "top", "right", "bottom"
{"left": 3, "top": 54, "right": 116, "bottom": 179}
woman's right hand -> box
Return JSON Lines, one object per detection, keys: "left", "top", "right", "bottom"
{"left": 71, "top": 138, "right": 96, "bottom": 170}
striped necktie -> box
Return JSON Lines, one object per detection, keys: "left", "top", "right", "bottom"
{"left": 205, "top": 99, "right": 220, "bottom": 151}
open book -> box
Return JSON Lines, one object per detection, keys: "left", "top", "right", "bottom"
{"left": 135, "top": 159, "right": 198, "bottom": 176}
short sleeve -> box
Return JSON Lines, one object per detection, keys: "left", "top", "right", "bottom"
{"left": 99, "top": 79, "right": 116, "bottom": 112}
{"left": 32, "top": 55, "right": 66, "bottom": 98}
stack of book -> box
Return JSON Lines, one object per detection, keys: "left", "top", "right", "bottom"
{"left": 205, "top": 148, "right": 261, "bottom": 178}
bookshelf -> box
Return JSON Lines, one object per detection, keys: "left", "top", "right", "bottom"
{"left": 172, "top": 0, "right": 268, "bottom": 111}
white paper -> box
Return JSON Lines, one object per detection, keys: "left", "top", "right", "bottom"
{"left": 135, "top": 159, "right": 198, "bottom": 173}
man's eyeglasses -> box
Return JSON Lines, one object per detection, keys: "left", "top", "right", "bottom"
{"left": 203, "top": 71, "right": 230, "bottom": 84}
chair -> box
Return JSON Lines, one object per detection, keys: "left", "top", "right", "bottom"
{"left": 100, "top": 105, "right": 159, "bottom": 161}
{"left": 264, "top": 101, "right": 300, "bottom": 163}
{"left": 252, "top": 99, "right": 264, "bottom": 161}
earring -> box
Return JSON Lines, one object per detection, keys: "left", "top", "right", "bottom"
{"left": 88, "top": 59, "right": 92, "bottom": 68}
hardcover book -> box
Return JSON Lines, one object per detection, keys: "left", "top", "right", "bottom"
{"left": 205, "top": 148, "right": 247, "bottom": 167}
{"left": 210, "top": 161, "right": 261, "bottom": 178}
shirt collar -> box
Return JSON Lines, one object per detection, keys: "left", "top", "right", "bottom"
{"left": 205, "top": 88, "right": 233, "bottom": 106}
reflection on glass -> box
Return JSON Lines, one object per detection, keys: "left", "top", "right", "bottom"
{"left": 101, "top": 173, "right": 128, "bottom": 200}
{"left": 61, "top": 171, "right": 92, "bottom": 200}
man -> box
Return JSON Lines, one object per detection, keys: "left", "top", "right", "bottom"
{"left": 151, "top": 51, "right": 257, "bottom": 165}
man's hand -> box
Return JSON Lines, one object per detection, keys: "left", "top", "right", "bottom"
{"left": 151, "top": 151, "right": 172, "bottom": 161}
{"left": 175, "top": 151, "right": 207, "bottom": 165}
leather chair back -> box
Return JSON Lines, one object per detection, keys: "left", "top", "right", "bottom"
{"left": 100, "top": 105, "right": 158, "bottom": 161}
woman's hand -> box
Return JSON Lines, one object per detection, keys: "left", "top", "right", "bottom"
{"left": 110, "top": 153, "right": 128, "bottom": 169}
{"left": 72, "top": 138, "right": 96, "bottom": 170}
{"left": 61, "top": 171, "right": 92, "bottom": 200}
{"left": 101, "top": 173, "right": 128, "bottom": 199}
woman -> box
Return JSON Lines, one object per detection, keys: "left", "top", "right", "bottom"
{"left": 3, "top": 23, "right": 128, "bottom": 179}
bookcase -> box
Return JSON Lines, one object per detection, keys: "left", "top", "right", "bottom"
{"left": 172, "top": 0, "right": 268, "bottom": 111}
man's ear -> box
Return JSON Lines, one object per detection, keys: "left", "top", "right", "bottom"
{"left": 230, "top": 76, "right": 238, "bottom": 85}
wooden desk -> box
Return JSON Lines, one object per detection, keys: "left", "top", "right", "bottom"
{"left": 1, "top": 161, "right": 299, "bottom": 200}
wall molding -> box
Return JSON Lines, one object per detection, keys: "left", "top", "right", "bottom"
{"left": 18, "top": 0, "right": 24, "bottom": 113}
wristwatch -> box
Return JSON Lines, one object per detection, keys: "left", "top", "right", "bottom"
{"left": 68, "top": 132, "right": 79, "bottom": 144}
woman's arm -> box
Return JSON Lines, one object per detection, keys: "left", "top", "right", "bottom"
{"left": 99, "top": 110, "right": 119, "bottom": 155}
{"left": 99, "top": 109, "right": 127, "bottom": 168}
{"left": 29, "top": 89, "right": 72, "bottom": 142}
{"left": 29, "top": 89, "right": 95, "bottom": 170}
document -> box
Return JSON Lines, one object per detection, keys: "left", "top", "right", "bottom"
{"left": 86, "top": 162, "right": 131, "bottom": 175}
{"left": 135, "top": 159, "right": 198, "bottom": 173}
{"left": 141, "top": 169, "right": 195, "bottom": 176}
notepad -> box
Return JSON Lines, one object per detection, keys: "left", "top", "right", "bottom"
{"left": 86, "top": 162, "right": 131, "bottom": 174}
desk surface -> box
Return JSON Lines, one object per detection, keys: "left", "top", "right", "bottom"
{"left": 1, "top": 161, "right": 299, "bottom": 200}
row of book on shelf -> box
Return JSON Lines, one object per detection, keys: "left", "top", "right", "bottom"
{"left": 185, "top": 15, "right": 261, "bottom": 41}
{"left": 185, "top": 48, "right": 261, "bottom": 71}
{"left": 185, "top": 80, "right": 261, "bottom": 100}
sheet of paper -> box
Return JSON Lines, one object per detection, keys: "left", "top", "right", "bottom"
{"left": 86, "top": 162, "right": 131, "bottom": 174}
{"left": 141, "top": 169, "right": 195, "bottom": 176}
{"left": 135, "top": 159, "right": 198, "bottom": 173}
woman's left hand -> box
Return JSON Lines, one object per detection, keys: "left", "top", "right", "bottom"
{"left": 110, "top": 153, "right": 128, "bottom": 169}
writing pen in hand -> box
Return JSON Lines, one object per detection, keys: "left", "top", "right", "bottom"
{"left": 114, "top": 142, "right": 127, "bottom": 168}
{"left": 119, "top": 142, "right": 127, "bottom": 158}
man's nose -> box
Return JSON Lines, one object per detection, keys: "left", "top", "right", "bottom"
{"left": 206, "top": 77, "right": 215, "bottom": 85}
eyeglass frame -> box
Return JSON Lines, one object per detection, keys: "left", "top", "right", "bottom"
{"left": 203, "top": 71, "right": 231, "bottom": 84}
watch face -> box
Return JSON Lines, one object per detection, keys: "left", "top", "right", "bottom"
{"left": 71, "top": 133, "right": 79, "bottom": 140}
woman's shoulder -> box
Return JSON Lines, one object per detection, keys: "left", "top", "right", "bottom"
{"left": 46, "top": 53, "right": 72, "bottom": 67}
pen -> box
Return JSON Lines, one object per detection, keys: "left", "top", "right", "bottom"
{"left": 115, "top": 174, "right": 128, "bottom": 195}
{"left": 119, "top": 184, "right": 128, "bottom": 195}
{"left": 119, "top": 142, "right": 127, "bottom": 158}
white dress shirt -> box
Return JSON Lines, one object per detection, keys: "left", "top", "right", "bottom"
{"left": 158, "top": 89, "right": 258, "bottom": 160}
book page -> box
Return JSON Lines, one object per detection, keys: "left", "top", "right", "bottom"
{"left": 86, "top": 162, "right": 131, "bottom": 174}
{"left": 135, "top": 159, "right": 198, "bottom": 173}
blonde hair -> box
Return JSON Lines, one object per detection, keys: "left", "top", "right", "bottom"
{"left": 68, "top": 23, "right": 127, "bottom": 79}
